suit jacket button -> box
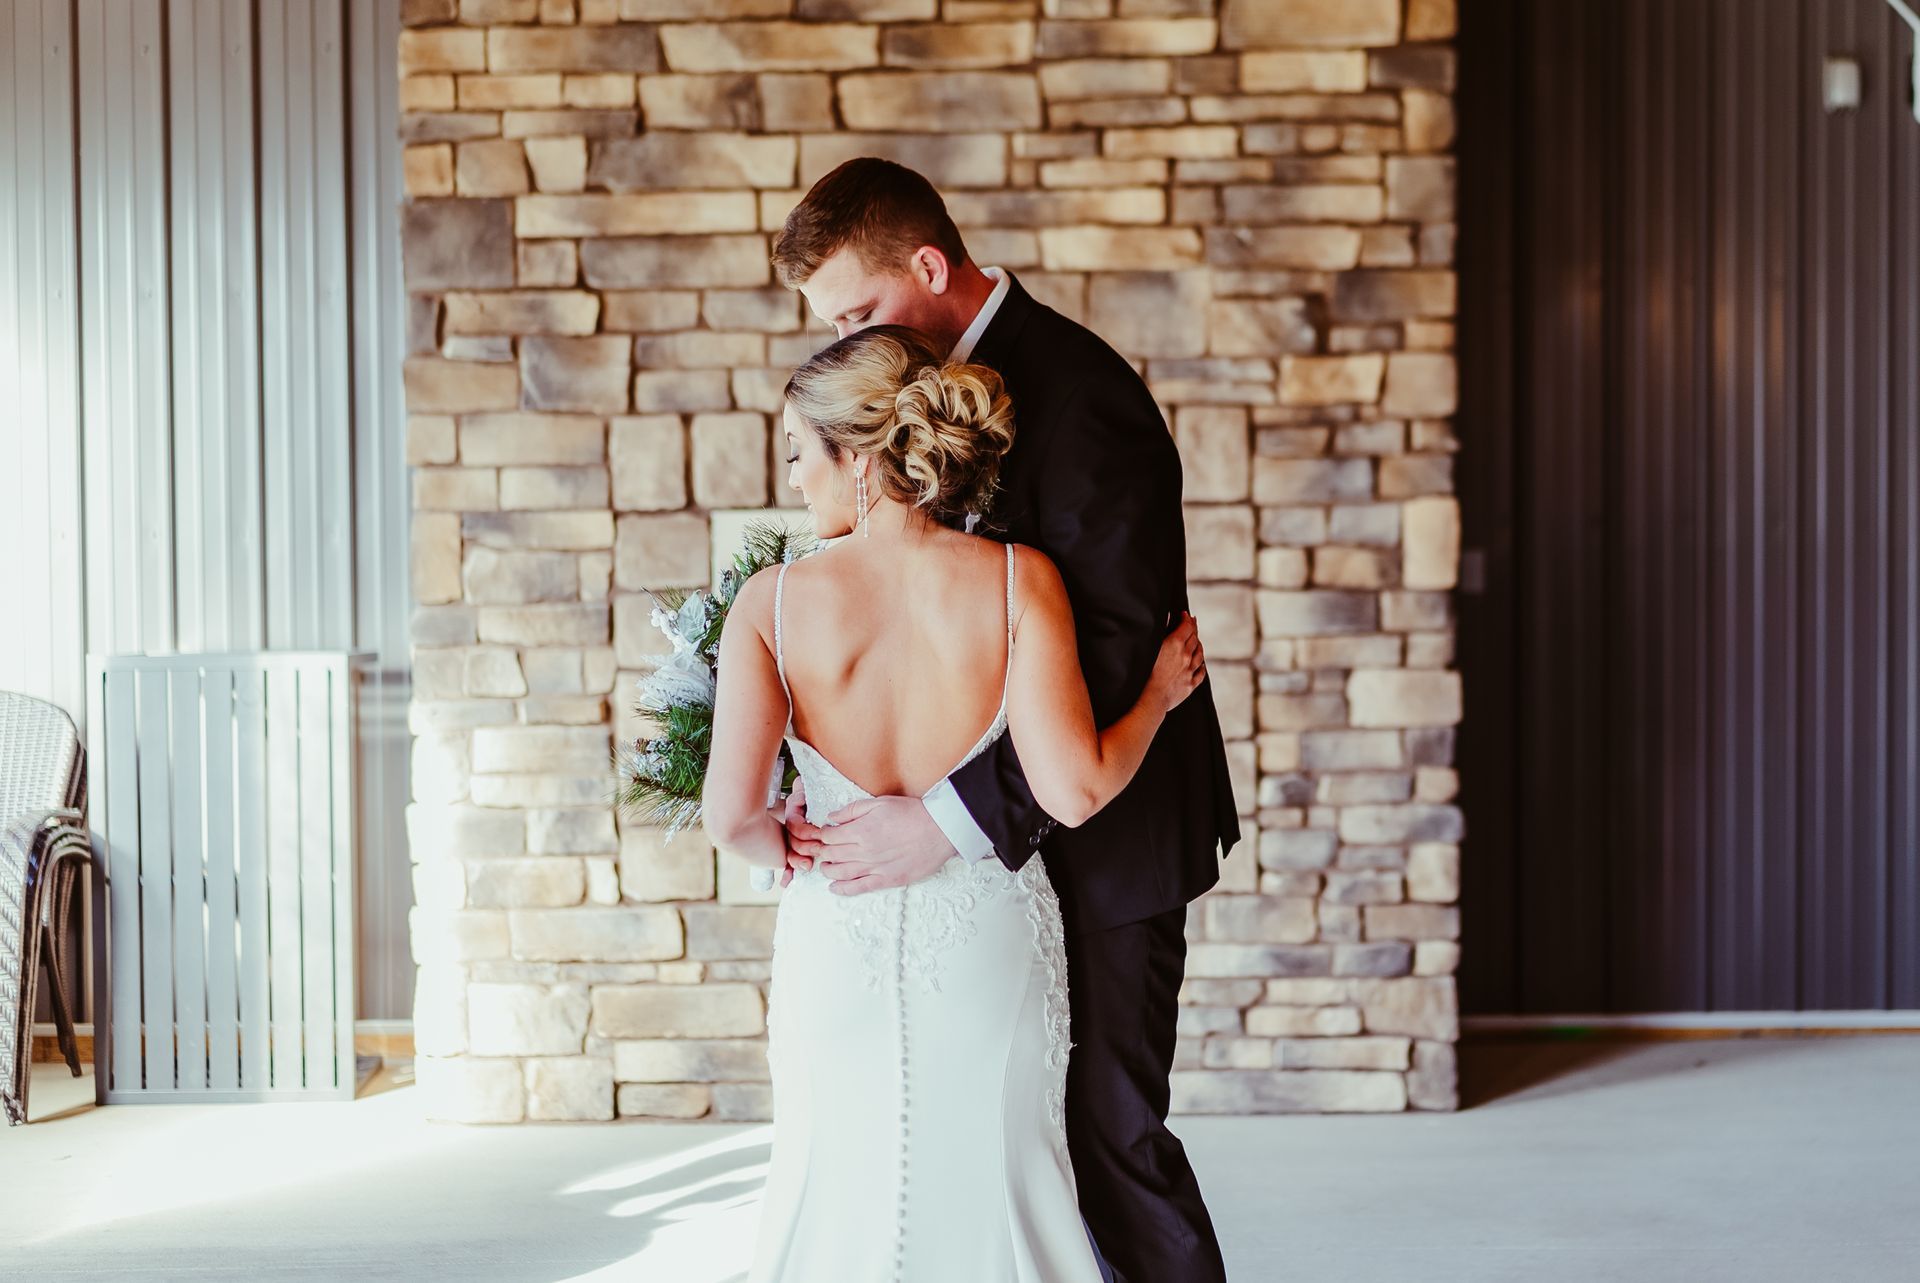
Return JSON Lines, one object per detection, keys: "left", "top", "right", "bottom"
{"left": 1028, "top": 833, "right": 1043, "bottom": 847}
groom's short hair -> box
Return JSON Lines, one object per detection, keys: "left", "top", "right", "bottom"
{"left": 772, "top": 157, "right": 970, "bottom": 289}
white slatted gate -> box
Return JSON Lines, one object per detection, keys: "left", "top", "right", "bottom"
{"left": 87, "top": 653, "right": 363, "bottom": 1102}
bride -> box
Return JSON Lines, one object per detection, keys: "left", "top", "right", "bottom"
{"left": 702, "top": 324, "right": 1207, "bottom": 1283}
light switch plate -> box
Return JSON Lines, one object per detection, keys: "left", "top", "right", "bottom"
{"left": 1823, "top": 56, "right": 1862, "bottom": 112}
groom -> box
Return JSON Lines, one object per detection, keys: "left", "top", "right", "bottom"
{"left": 772, "top": 158, "right": 1242, "bottom": 1283}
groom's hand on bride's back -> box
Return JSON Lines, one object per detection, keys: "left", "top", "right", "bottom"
{"left": 785, "top": 796, "right": 959, "bottom": 896}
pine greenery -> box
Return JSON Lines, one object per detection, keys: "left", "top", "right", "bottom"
{"left": 616, "top": 519, "right": 816, "bottom": 836}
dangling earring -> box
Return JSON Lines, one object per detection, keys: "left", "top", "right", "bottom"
{"left": 854, "top": 468, "right": 870, "bottom": 539}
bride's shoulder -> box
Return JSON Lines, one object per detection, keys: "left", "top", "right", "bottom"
{"left": 1006, "top": 543, "right": 1067, "bottom": 611}
{"left": 1007, "top": 541, "right": 1060, "bottom": 577}
{"left": 736, "top": 549, "right": 842, "bottom": 620}
{"left": 726, "top": 565, "right": 781, "bottom": 632}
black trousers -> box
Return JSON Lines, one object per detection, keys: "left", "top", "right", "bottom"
{"left": 1064, "top": 902, "right": 1227, "bottom": 1283}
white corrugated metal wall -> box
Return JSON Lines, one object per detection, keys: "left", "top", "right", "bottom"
{"left": 0, "top": 0, "right": 414, "bottom": 1022}
{"left": 1, "top": 0, "right": 87, "bottom": 719}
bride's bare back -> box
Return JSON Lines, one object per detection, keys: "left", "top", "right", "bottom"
{"left": 703, "top": 518, "right": 1203, "bottom": 867}
{"left": 777, "top": 527, "right": 1011, "bottom": 798}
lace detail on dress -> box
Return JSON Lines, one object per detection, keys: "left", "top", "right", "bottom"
{"left": 1019, "top": 860, "right": 1073, "bottom": 1137}
{"left": 896, "top": 690, "right": 1013, "bottom": 993}
{"left": 902, "top": 856, "right": 1006, "bottom": 993}
{"left": 787, "top": 738, "right": 868, "bottom": 826}
{"left": 787, "top": 721, "right": 1020, "bottom": 996}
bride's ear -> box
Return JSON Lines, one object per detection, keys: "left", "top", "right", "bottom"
{"left": 831, "top": 454, "right": 865, "bottom": 504}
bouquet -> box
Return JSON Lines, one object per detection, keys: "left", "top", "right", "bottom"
{"left": 617, "top": 519, "right": 817, "bottom": 839}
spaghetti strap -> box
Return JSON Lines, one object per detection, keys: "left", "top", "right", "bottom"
{"left": 1004, "top": 543, "right": 1015, "bottom": 659}
{"left": 993, "top": 542, "right": 1015, "bottom": 718}
{"left": 773, "top": 561, "right": 794, "bottom": 713}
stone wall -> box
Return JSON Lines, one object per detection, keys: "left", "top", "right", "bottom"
{"left": 399, "top": 0, "right": 1462, "bottom": 1123}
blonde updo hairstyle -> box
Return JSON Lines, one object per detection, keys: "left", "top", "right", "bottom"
{"left": 782, "top": 324, "right": 1016, "bottom": 528}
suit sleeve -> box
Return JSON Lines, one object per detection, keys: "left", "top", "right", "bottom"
{"left": 947, "top": 367, "right": 1187, "bottom": 873}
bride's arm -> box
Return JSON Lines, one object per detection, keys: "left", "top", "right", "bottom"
{"left": 702, "top": 570, "right": 789, "bottom": 869}
{"left": 1005, "top": 547, "right": 1205, "bottom": 829}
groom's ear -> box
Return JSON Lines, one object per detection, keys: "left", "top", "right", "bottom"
{"left": 909, "top": 244, "right": 953, "bottom": 295}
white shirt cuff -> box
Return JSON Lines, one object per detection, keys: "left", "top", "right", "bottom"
{"left": 923, "top": 778, "right": 997, "bottom": 862}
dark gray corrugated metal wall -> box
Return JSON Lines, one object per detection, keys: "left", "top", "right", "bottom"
{"left": 1459, "top": 0, "right": 1919, "bottom": 1014}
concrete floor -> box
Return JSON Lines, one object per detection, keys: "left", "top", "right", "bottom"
{"left": 2, "top": 1035, "right": 1915, "bottom": 1282}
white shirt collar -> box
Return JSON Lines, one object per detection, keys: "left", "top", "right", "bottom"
{"left": 948, "top": 265, "right": 1009, "bottom": 363}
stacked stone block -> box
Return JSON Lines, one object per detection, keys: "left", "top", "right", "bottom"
{"left": 399, "top": 0, "right": 1462, "bottom": 1123}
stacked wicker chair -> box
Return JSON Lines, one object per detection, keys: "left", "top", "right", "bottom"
{"left": 2, "top": 692, "right": 93, "bottom": 1125}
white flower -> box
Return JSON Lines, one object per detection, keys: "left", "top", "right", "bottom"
{"left": 674, "top": 595, "right": 708, "bottom": 647}
{"left": 644, "top": 646, "right": 715, "bottom": 707}
{"left": 649, "top": 592, "right": 712, "bottom": 656}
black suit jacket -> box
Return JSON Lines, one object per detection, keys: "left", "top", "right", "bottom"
{"left": 949, "top": 271, "right": 1242, "bottom": 934}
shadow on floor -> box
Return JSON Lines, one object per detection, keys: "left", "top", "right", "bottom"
{"left": 1457, "top": 1029, "right": 1918, "bottom": 1109}
{"left": 1459, "top": 1035, "right": 1645, "bottom": 1107}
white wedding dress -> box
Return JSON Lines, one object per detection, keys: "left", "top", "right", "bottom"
{"left": 746, "top": 545, "right": 1102, "bottom": 1283}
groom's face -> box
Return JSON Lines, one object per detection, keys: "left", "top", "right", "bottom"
{"left": 799, "top": 246, "right": 949, "bottom": 344}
